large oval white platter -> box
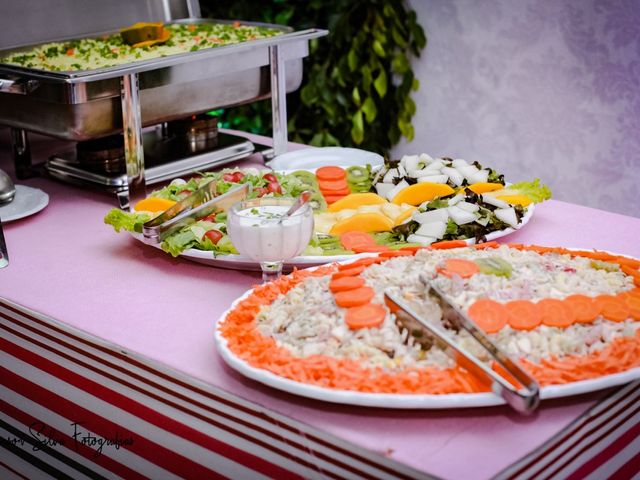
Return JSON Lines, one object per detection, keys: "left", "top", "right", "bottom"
{"left": 213, "top": 251, "right": 640, "bottom": 408}
{"left": 133, "top": 204, "right": 535, "bottom": 271}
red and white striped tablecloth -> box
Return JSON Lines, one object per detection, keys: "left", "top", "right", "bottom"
{"left": 2, "top": 298, "right": 639, "bottom": 480}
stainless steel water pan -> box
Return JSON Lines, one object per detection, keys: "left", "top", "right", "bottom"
{"left": 0, "top": 20, "right": 326, "bottom": 140}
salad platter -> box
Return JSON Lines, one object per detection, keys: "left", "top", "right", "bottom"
{"left": 215, "top": 244, "right": 640, "bottom": 408}
{"left": 105, "top": 153, "right": 550, "bottom": 270}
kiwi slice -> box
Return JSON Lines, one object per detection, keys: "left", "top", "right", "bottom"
{"left": 346, "top": 166, "right": 370, "bottom": 184}
{"left": 474, "top": 257, "right": 513, "bottom": 278}
{"left": 289, "top": 170, "right": 319, "bottom": 188}
{"left": 308, "top": 191, "right": 328, "bottom": 211}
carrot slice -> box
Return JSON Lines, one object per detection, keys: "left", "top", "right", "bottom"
{"left": 332, "top": 265, "right": 366, "bottom": 279}
{"left": 467, "top": 299, "right": 508, "bottom": 333}
{"left": 334, "top": 286, "right": 375, "bottom": 308}
{"left": 505, "top": 300, "right": 541, "bottom": 330}
{"left": 593, "top": 295, "right": 630, "bottom": 322}
{"left": 564, "top": 294, "right": 601, "bottom": 324}
{"left": 431, "top": 240, "right": 468, "bottom": 250}
{"left": 351, "top": 245, "right": 391, "bottom": 254}
{"left": 620, "top": 294, "right": 640, "bottom": 320}
{"left": 337, "top": 257, "right": 381, "bottom": 270}
{"left": 324, "top": 194, "right": 348, "bottom": 204}
{"left": 329, "top": 276, "right": 366, "bottom": 293}
{"left": 345, "top": 303, "right": 387, "bottom": 330}
{"left": 339, "top": 231, "right": 376, "bottom": 250}
{"left": 316, "top": 166, "right": 346, "bottom": 181}
{"left": 437, "top": 258, "right": 480, "bottom": 279}
{"left": 379, "top": 250, "right": 414, "bottom": 258}
{"left": 538, "top": 298, "right": 575, "bottom": 328}
{"left": 318, "top": 179, "right": 349, "bottom": 191}
{"left": 472, "top": 241, "right": 500, "bottom": 250}
{"left": 321, "top": 186, "right": 351, "bottom": 197}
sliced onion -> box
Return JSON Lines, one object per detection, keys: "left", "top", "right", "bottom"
{"left": 415, "top": 221, "right": 447, "bottom": 239}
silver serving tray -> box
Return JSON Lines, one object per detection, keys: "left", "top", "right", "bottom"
{"left": 0, "top": 19, "right": 327, "bottom": 140}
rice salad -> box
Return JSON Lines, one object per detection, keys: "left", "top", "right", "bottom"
{"left": 220, "top": 243, "right": 640, "bottom": 394}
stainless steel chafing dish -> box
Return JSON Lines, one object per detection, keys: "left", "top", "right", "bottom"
{"left": 0, "top": 18, "right": 327, "bottom": 209}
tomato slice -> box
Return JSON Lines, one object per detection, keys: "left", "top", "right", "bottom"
{"left": 263, "top": 173, "right": 278, "bottom": 183}
{"left": 204, "top": 230, "right": 223, "bottom": 244}
{"left": 267, "top": 182, "right": 282, "bottom": 194}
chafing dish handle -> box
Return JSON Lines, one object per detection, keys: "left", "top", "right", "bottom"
{"left": 0, "top": 77, "right": 38, "bottom": 95}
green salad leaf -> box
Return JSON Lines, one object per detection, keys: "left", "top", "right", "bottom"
{"left": 104, "top": 209, "right": 151, "bottom": 233}
{"left": 506, "top": 179, "right": 552, "bottom": 203}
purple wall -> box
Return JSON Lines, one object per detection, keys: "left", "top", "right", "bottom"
{"left": 393, "top": 0, "right": 640, "bottom": 217}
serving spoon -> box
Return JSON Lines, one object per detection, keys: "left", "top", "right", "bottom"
{"left": 0, "top": 168, "right": 16, "bottom": 205}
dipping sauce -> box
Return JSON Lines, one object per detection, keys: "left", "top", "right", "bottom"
{"left": 227, "top": 203, "right": 313, "bottom": 263}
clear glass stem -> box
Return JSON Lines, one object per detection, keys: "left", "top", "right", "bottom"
{"left": 260, "top": 260, "right": 283, "bottom": 283}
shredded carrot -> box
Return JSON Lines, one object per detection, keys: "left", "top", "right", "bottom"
{"left": 351, "top": 245, "right": 391, "bottom": 254}
{"left": 332, "top": 265, "right": 366, "bottom": 279}
{"left": 400, "top": 245, "right": 431, "bottom": 253}
{"left": 473, "top": 241, "right": 500, "bottom": 250}
{"left": 337, "top": 257, "right": 381, "bottom": 270}
{"left": 430, "top": 240, "right": 467, "bottom": 250}
{"left": 379, "top": 250, "right": 414, "bottom": 258}
{"left": 621, "top": 265, "right": 640, "bottom": 286}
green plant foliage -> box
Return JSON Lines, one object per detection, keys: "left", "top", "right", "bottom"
{"left": 201, "top": 0, "right": 426, "bottom": 156}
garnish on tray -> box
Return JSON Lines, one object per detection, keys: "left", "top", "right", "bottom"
{"left": 104, "top": 155, "right": 551, "bottom": 260}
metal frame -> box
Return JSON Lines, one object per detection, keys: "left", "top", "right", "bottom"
{"left": 2, "top": 26, "right": 326, "bottom": 211}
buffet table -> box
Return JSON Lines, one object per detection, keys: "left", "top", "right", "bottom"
{"left": 1, "top": 131, "right": 639, "bottom": 479}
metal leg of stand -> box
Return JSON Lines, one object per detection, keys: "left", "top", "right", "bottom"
{"left": 269, "top": 45, "right": 288, "bottom": 157}
{"left": 10, "top": 128, "right": 35, "bottom": 179}
{"left": 120, "top": 73, "right": 146, "bottom": 212}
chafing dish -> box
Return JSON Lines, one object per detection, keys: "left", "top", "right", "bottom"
{"left": 0, "top": 19, "right": 327, "bottom": 208}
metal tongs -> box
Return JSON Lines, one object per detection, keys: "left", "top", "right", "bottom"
{"left": 142, "top": 180, "right": 249, "bottom": 244}
{"left": 385, "top": 278, "right": 540, "bottom": 414}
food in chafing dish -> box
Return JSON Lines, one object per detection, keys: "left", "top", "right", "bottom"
{"left": 2, "top": 22, "right": 282, "bottom": 72}
{"left": 104, "top": 155, "right": 551, "bottom": 260}
{"left": 218, "top": 243, "right": 640, "bottom": 394}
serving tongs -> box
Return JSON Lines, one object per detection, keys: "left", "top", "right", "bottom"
{"left": 142, "top": 181, "right": 249, "bottom": 244}
{"left": 384, "top": 279, "right": 540, "bottom": 414}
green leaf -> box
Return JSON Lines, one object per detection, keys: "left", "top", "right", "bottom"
{"left": 362, "top": 97, "right": 377, "bottom": 123}
{"left": 412, "top": 78, "right": 420, "bottom": 91}
{"left": 310, "top": 132, "right": 324, "bottom": 147}
{"left": 352, "top": 86, "right": 361, "bottom": 106}
{"left": 373, "top": 69, "right": 388, "bottom": 98}
{"left": 300, "top": 84, "right": 317, "bottom": 106}
{"left": 361, "top": 64, "right": 372, "bottom": 93}
{"left": 392, "top": 54, "right": 410, "bottom": 74}
{"left": 372, "top": 40, "right": 386, "bottom": 57}
{"left": 351, "top": 110, "right": 364, "bottom": 144}
{"left": 392, "top": 28, "right": 408, "bottom": 48}
{"left": 347, "top": 48, "right": 358, "bottom": 72}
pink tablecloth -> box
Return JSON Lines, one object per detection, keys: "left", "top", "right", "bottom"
{"left": 1, "top": 130, "right": 639, "bottom": 479}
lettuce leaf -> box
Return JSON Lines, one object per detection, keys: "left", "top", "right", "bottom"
{"left": 103, "top": 209, "right": 151, "bottom": 233}
{"left": 507, "top": 179, "right": 552, "bottom": 203}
